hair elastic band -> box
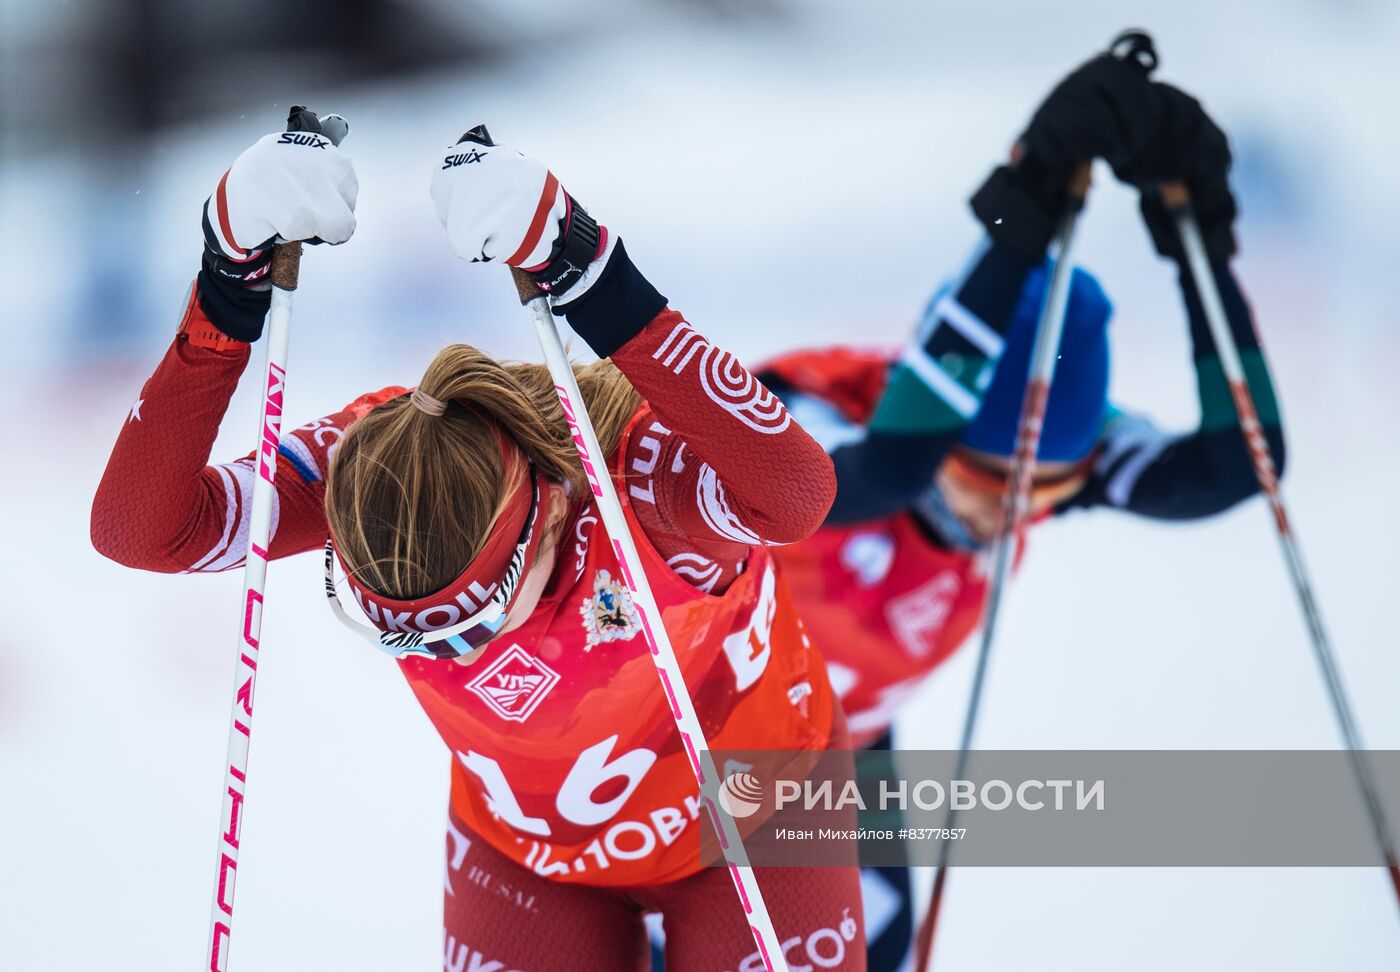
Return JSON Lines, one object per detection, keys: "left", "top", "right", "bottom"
{"left": 410, "top": 387, "right": 448, "bottom": 416}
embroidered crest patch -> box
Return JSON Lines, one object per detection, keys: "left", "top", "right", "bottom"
{"left": 466, "top": 644, "right": 561, "bottom": 723}
{"left": 580, "top": 569, "right": 641, "bottom": 649}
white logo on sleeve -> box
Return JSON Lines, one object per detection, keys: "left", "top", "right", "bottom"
{"left": 651, "top": 321, "right": 792, "bottom": 435}
{"left": 696, "top": 465, "right": 762, "bottom": 545}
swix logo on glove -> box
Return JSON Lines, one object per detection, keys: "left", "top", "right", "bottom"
{"left": 442, "top": 148, "right": 488, "bottom": 169}
{"left": 275, "top": 132, "right": 330, "bottom": 149}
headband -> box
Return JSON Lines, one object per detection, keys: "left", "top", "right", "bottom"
{"left": 326, "top": 430, "right": 547, "bottom": 659}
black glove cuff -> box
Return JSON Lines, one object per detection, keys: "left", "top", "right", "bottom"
{"left": 555, "top": 238, "right": 667, "bottom": 359}
{"left": 530, "top": 195, "right": 601, "bottom": 297}
{"left": 1140, "top": 192, "right": 1238, "bottom": 264}
{"left": 196, "top": 265, "right": 271, "bottom": 343}
{"left": 970, "top": 165, "right": 1063, "bottom": 260}
{"left": 1198, "top": 220, "right": 1238, "bottom": 262}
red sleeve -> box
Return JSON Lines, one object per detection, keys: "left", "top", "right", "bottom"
{"left": 91, "top": 297, "right": 405, "bottom": 573}
{"left": 609, "top": 308, "right": 836, "bottom": 590}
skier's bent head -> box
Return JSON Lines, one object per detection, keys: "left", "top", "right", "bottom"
{"left": 323, "top": 343, "right": 639, "bottom": 659}
{"left": 937, "top": 264, "right": 1113, "bottom": 543}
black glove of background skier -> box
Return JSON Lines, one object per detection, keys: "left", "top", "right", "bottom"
{"left": 1129, "top": 84, "right": 1238, "bottom": 262}
{"left": 970, "top": 30, "right": 1159, "bottom": 259}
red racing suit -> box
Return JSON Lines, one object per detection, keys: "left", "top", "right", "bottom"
{"left": 91, "top": 287, "right": 840, "bottom": 888}
{"left": 408, "top": 409, "right": 836, "bottom": 886}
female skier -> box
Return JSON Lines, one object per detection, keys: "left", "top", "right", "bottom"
{"left": 759, "top": 44, "right": 1285, "bottom": 971}
{"left": 92, "top": 113, "right": 866, "bottom": 970}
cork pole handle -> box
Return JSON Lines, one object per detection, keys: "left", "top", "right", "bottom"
{"left": 269, "top": 240, "right": 303, "bottom": 291}
{"left": 1067, "top": 160, "right": 1093, "bottom": 203}
{"left": 511, "top": 266, "right": 544, "bottom": 305}
{"left": 1159, "top": 180, "right": 1191, "bottom": 212}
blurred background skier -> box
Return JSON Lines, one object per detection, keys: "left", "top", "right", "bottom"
{"left": 758, "top": 37, "right": 1286, "bottom": 970}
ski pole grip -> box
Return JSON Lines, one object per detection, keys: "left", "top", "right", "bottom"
{"left": 268, "top": 108, "right": 346, "bottom": 294}
{"left": 1067, "top": 161, "right": 1093, "bottom": 203}
{"left": 270, "top": 241, "right": 303, "bottom": 291}
{"left": 511, "top": 266, "right": 544, "bottom": 305}
{"left": 1159, "top": 181, "right": 1191, "bottom": 213}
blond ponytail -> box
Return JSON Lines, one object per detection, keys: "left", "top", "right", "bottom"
{"left": 325, "top": 344, "right": 641, "bottom": 601}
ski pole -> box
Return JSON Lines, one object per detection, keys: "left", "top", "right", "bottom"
{"left": 511, "top": 268, "right": 790, "bottom": 971}
{"left": 206, "top": 238, "right": 297, "bottom": 972}
{"left": 1166, "top": 184, "right": 1400, "bottom": 911}
{"left": 206, "top": 113, "right": 348, "bottom": 972}
{"left": 915, "top": 165, "right": 1091, "bottom": 972}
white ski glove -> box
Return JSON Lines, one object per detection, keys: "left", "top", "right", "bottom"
{"left": 429, "top": 125, "right": 604, "bottom": 298}
{"left": 202, "top": 107, "right": 356, "bottom": 288}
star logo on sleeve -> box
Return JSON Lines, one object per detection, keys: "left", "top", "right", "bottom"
{"left": 128, "top": 398, "right": 144, "bottom": 423}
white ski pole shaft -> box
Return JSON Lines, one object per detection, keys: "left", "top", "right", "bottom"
{"left": 1168, "top": 187, "right": 1400, "bottom": 908}
{"left": 205, "top": 241, "right": 300, "bottom": 972}
{"left": 512, "top": 269, "right": 789, "bottom": 971}
{"left": 919, "top": 166, "right": 1089, "bottom": 972}
{"left": 965, "top": 197, "right": 1083, "bottom": 751}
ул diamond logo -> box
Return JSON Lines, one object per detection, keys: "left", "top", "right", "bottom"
{"left": 717, "top": 771, "right": 764, "bottom": 819}
{"left": 466, "top": 644, "right": 560, "bottom": 723}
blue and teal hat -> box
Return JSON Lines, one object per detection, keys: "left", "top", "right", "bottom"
{"left": 958, "top": 262, "right": 1113, "bottom": 463}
